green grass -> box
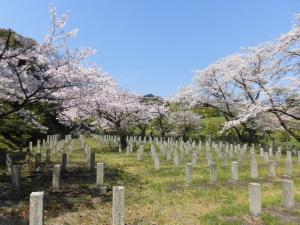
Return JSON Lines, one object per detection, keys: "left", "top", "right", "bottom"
{"left": 1, "top": 137, "right": 300, "bottom": 224}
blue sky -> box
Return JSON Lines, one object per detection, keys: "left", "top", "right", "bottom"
{"left": 0, "top": 1, "right": 299, "bottom": 97}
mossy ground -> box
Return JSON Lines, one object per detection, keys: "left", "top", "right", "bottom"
{"left": 1, "top": 137, "right": 300, "bottom": 225}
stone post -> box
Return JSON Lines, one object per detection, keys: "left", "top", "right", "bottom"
{"left": 35, "top": 153, "right": 41, "bottom": 170}
{"left": 52, "top": 164, "right": 61, "bottom": 191}
{"left": 210, "top": 162, "right": 217, "bottom": 184}
{"left": 249, "top": 183, "right": 261, "bottom": 218}
{"left": 174, "top": 149, "right": 180, "bottom": 168}
{"left": 137, "top": 150, "right": 142, "bottom": 161}
{"left": 206, "top": 152, "right": 212, "bottom": 167}
{"left": 250, "top": 152, "right": 256, "bottom": 162}
{"left": 269, "top": 147, "right": 273, "bottom": 157}
{"left": 61, "top": 153, "right": 67, "bottom": 172}
{"left": 192, "top": 151, "right": 197, "bottom": 166}
{"left": 113, "top": 186, "right": 125, "bottom": 225}
{"left": 251, "top": 159, "right": 258, "bottom": 179}
{"left": 96, "top": 163, "right": 107, "bottom": 193}
{"left": 89, "top": 152, "right": 95, "bottom": 171}
{"left": 11, "top": 165, "right": 21, "bottom": 191}
{"left": 154, "top": 155, "right": 160, "bottom": 170}
{"left": 264, "top": 152, "right": 269, "bottom": 164}
{"left": 275, "top": 151, "right": 281, "bottom": 164}
{"left": 231, "top": 162, "right": 239, "bottom": 181}
{"left": 287, "top": 151, "right": 292, "bottom": 161}
{"left": 166, "top": 149, "right": 172, "bottom": 161}
{"left": 259, "top": 148, "right": 264, "bottom": 157}
{"left": 30, "top": 192, "right": 44, "bottom": 225}
{"left": 45, "top": 148, "right": 50, "bottom": 163}
{"left": 269, "top": 160, "right": 276, "bottom": 177}
{"left": 25, "top": 148, "right": 31, "bottom": 162}
{"left": 285, "top": 159, "right": 292, "bottom": 176}
{"left": 36, "top": 140, "right": 41, "bottom": 154}
{"left": 223, "top": 154, "right": 228, "bottom": 167}
{"left": 126, "top": 146, "right": 130, "bottom": 156}
{"left": 185, "top": 163, "right": 193, "bottom": 185}
{"left": 282, "top": 179, "right": 294, "bottom": 209}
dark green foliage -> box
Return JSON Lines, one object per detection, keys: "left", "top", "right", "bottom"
{"left": 0, "top": 117, "right": 41, "bottom": 148}
{"left": 0, "top": 101, "right": 73, "bottom": 163}
{"left": 193, "top": 106, "right": 221, "bottom": 118}
{"left": 0, "top": 28, "right": 35, "bottom": 48}
{"left": 0, "top": 27, "right": 74, "bottom": 150}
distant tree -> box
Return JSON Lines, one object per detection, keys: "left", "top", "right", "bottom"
{"left": 168, "top": 110, "right": 201, "bottom": 141}
{"left": 150, "top": 103, "right": 170, "bottom": 138}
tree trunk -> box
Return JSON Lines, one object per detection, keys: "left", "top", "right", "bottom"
{"left": 182, "top": 133, "right": 188, "bottom": 142}
{"left": 161, "top": 130, "right": 165, "bottom": 138}
{"left": 224, "top": 115, "right": 242, "bottom": 142}
{"left": 120, "top": 134, "right": 127, "bottom": 150}
{"left": 140, "top": 128, "right": 146, "bottom": 141}
{"left": 273, "top": 112, "right": 300, "bottom": 142}
{"left": 246, "top": 128, "right": 256, "bottom": 143}
{"left": 150, "top": 130, "right": 154, "bottom": 138}
{"left": 266, "top": 130, "right": 275, "bottom": 146}
{"left": 233, "top": 126, "right": 242, "bottom": 142}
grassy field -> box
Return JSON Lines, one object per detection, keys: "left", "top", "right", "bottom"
{"left": 1, "top": 137, "right": 300, "bottom": 225}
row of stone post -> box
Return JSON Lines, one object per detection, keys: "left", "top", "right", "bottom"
{"left": 185, "top": 161, "right": 239, "bottom": 186}
{"left": 29, "top": 186, "right": 125, "bottom": 225}
{"left": 51, "top": 161, "right": 106, "bottom": 192}
{"left": 249, "top": 179, "right": 294, "bottom": 218}
{"left": 184, "top": 157, "right": 296, "bottom": 186}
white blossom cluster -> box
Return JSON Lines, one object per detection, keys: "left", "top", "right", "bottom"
{"left": 174, "top": 14, "right": 300, "bottom": 140}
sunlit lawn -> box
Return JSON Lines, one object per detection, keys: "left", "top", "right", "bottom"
{"left": 1, "top": 137, "right": 300, "bottom": 225}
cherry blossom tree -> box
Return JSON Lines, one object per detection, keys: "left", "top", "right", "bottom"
{"left": 59, "top": 79, "right": 149, "bottom": 148}
{"left": 171, "top": 85, "right": 197, "bottom": 108}
{"left": 221, "top": 23, "right": 300, "bottom": 141}
{"left": 0, "top": 5, "right": 96, "bottom": 122}
{"left": 93, "top": 89, "right": 146, "bottom": 145}
{"left": 135, "top": 105, "right": 152, "bottom": 140}
{"left": 174, "top": 13, "right": 300, "bottom": 142}
{"left": 149, "top": 102, "right": 170, "bottom": 138}
{"left": 186, "top": 54, "right": 253, "bottom": 141}
{"left": 168, "top": 110, "right": 201, "bottom": 141}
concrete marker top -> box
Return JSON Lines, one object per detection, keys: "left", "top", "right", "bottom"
{"left": 30, "top": 191, "right": 44, "bottom": 197}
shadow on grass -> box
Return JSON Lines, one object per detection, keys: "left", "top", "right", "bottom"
{"left": 0, "top": 161, "right": 144, "bottom": 224}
